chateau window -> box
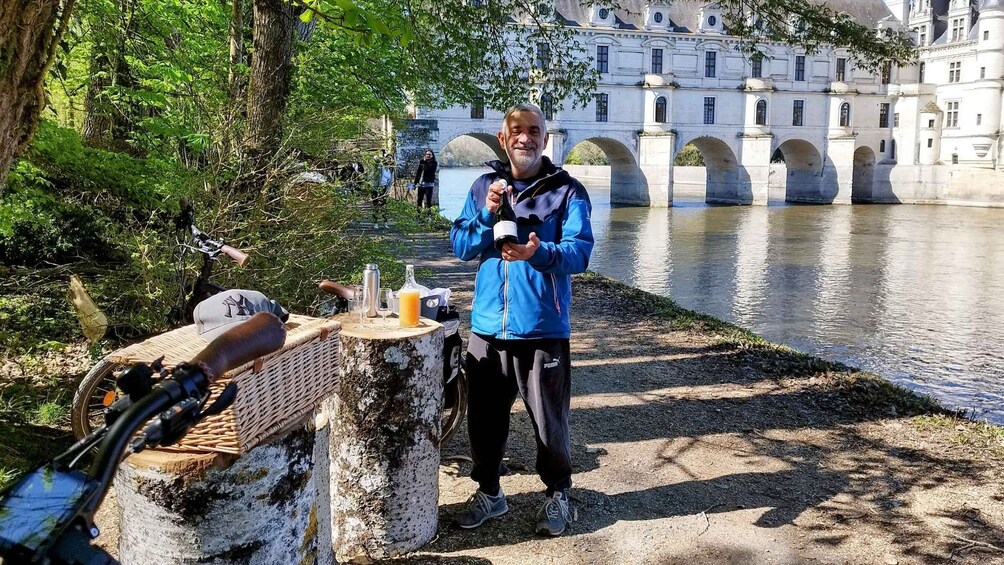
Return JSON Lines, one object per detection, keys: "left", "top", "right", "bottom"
{"left": 595, "top": 93, "right": 608, "bottom": 122}
{"left": 597, "top": 46, "right": 609, "bottom": 73}
{"left": 598, "top": 8, "right": 609, "bottom": 19}
{"left": 946, "top": 101, "right": 959, "bottom": 128}
{"left": 919, "top": 27, "right": 927, "bottom": 46}
{"left": 879, "top": 103, "right": 890, "bottom": 128}
{"left": 881, "top": 61, "right": 892, "bottom": 85}
{"left": 985, "top": 30, "right": 990, "bottom": 41}
{"left": 928, "top": 119, "right": 935, "bottom": 128}
{"left": 535, "top": 43, "right": 550, "bottom": 70}
{"left": 981, "top": 67, "right": 986, "bottom": 79}
{"left": 654, "top": 12, "right": 663, "bottom": 24}
{"left": 792, "top": 100, "right": 804, "bottom": 126}
{"left": 928, "top": 139, "right": 933, "bottom": 148}
{"left": 891, "top": 139, "right": 896, "bottom": 160}
{"left": 880, "top": 140, "right": 886, "bottom": 153}
{"left": 795, "top": 55, "right": 805, "bottom": 81}
{"left": 835, "top": 58, "right": 846, "bottom": 81}
{"left": 705, "top": 51, "right": 717, "bottom": 78}
{"left": 951, "top": 18, "right": 965, "bottom": 42}
{"left": 839, "top": 102, "right": 850, "bottom": 127}
{"left": 949, "top": 61, "right": 961, "bottom": 83}
{"left": 894, "top": 113, "right": 900, "bottom": 127}
{"left": 652, "top": 49, "right": 663, "bottom": 74}
{"left": 977, "top": 113, "right": 982, "bottom": 126}
{"left": 655, "top": 96, "right": 667, "bottom": 123}
{"left": 919, "top": 62, "right": 925, "bottom": 83}
{"left": 704, "top": 97, "right": 716, "bottom": 124}
{"left": 541, "top": 94, "right": 554, "bottom": 120}
{"left": 471, "top": 95, "right": 484, "bottom": 119}
{"left": 755, "top": 99, "right": 767, "bottom": 125}
{"left": 751, "top": 55, "right": 763, "bottom": 78}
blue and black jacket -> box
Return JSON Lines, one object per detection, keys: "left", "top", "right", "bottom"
{"left": 450, "top": 157, "right": 594, "bottom": 340}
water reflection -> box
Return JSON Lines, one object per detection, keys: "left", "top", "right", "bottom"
{"left": 439, "top": 168, "right": 1004, "bottom": 423}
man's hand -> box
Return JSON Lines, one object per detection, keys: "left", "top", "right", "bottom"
{"left": 485, "top": 180, "right": 507, "bottom": 214}
{"left": 501, "top": 232, "right": 540, "bottom": 262}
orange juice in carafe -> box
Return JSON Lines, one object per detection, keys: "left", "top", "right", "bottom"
{"left": 398, "top": 264, "right": 427, "bottom": 328}
{"left": 398, "top": 289, "right": 420, "bottom": 327}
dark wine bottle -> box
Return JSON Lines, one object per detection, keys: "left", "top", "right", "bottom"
{"left": 493, "top": 179, "right": 518, "bottom": 252}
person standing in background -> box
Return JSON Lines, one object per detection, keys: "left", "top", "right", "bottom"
{"left": 413, "top": 149, "right": 438, "bottom": 222}
{"left": 371, "top": 151, "right": 394, "bottom": 228}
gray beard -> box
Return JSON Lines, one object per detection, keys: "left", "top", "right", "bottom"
{"left": 508, "top": 150, "right": 541, "bottom": 172}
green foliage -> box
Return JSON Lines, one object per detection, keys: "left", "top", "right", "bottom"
{"left": 674, "top": 144, "right": 706, "bottom": 167}
{"left": 565, "top": 141, "right": 609, "bottom": 166}
{"left": 25, "top": 120, "right": 184, "bottom": 212}
{"left": 0, "top": 291, "right": 78, "bottom": 352}
{"left": 719, "top": 0, "right": 916, "bottom": 71}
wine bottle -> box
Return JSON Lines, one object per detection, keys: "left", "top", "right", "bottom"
{"left": 493, "top": 179, "right": 518, "bottom": 252}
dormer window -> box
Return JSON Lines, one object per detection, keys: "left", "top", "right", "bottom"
{"left": 599, "top": 8, "right": 609, "bottom": 19}
{"left": 708, "top": 15, "right": 717, "bottom": 26}
{"left": 654, "top": 12, "right": 663, "bottom": 23}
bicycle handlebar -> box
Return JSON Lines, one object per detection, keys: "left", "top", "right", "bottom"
{"left": 318, "top": 280, "right": 355, "bottom": 301}
{"left": 220, "top": 244, "right": 250, "bottom": 267}
{"left": 0, "top": 313, "right": 286, "bottom": 564}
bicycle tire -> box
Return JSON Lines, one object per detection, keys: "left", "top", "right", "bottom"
{"left": 440, "top": 363, "right": 468, "bottom": 447}
{"left": 71, "top": 360, "right": 125, "bottom": 439}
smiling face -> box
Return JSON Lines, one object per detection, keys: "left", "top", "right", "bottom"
{"left": 424, "top": 150, "right": 434, "bottom": 160}
{"left": 497, "top": 108, "right": 549, "bottom": 179}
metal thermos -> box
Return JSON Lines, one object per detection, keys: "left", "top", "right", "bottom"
{"left": 362, "top": 263, "right": 380, "bottom": 317}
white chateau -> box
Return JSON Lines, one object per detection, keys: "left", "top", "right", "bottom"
{"left": 402, "top": 0, "right": 1004, "bottom": 206}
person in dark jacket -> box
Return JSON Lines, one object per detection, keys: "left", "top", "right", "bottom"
{"left": 413, "top": 149, "right": 437, "bottom": 221}
{"left": 450, "top": 103, "right": 593, "bottom": 537}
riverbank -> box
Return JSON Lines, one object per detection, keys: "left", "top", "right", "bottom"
{"left": 401, "top": 231, "right": 1004, "bottom": 565}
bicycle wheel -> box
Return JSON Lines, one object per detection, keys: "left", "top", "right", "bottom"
{"left": 71, "top": 360, "right": 125, "bottom": 439}
{"left": 440, "top": 362, "right": 468, "bottom": 447}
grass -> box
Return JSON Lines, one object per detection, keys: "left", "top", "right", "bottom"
{"left": 913, "top": 414, "right": 1004, "bottom": 457}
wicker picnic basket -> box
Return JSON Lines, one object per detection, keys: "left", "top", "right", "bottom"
{"left": 104, "top": 314, "right": 340, "bottom": 454}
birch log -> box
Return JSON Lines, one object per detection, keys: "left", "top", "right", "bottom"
{"left": 115, "top": 427, "right": 324, "bottom": 564}
{"left": 323, "top": 316, "right": 444, "bottom": 563}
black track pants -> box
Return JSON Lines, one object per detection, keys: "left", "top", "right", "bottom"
{"left": 466, "top": 332, "right": 572, "bottom": 496}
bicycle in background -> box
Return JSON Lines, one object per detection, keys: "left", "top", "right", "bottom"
{"left": 70, "top": 202, "right": 250, "bottom": 439}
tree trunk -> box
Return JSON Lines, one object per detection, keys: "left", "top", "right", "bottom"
{"left": 82, "top": 0, "right": 137, "bottom": 148}
{"left": 82, "top": 45, "right": 113, "bottom": 143}
{"left": 321, "top": 317, "right": 444, "bottom": 562}
{"left": 244, "top": 0, "right": 295, "bottom": 164}
{"left": 116, "top": 427, "right": 327, "bottom": 564}
{"left": 0, "top": 0, "right": 76, "bottom": 193}
{"left": 228, "top": 0, "right": 244, "bottom": 98}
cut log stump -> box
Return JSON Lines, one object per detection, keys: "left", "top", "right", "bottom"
{"left": 322, "top": 315, "right": 444, "bottom": 563}
{"left": 115, "top": 427, "right": 322, "bottom": 564}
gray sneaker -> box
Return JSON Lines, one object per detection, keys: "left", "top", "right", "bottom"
{"left": 456, "top": 489, "right": 508, "bottom": 529}
{"left": 535, "top": 490, "right": 572, "bottom": 536}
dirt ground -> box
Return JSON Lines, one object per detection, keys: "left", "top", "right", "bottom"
{"left": 394, "top": 233, "right": 1004, "bottom": 565}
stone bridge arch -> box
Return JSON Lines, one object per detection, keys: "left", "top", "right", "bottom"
{"left": 772, "top": 137, "right": 824, "bottom": 203}
{"left": 851, "top": 146, "right": 876, "bottom": 202}
{"left": 563, "top": 133, "right": 648, "bottom": 205}
{"left": 675, "top": 134, "right": 753, "bottom": 204}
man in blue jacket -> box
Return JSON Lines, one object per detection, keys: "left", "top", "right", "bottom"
{"left": 450, "top": 103, "right": 593, "bottom": 536}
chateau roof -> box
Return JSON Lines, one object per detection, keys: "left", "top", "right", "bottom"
{"left": 552, "top": 0, "right": 894, "bottom": 32}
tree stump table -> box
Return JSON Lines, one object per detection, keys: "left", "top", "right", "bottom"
{"left": 320, "top": 314, "right": 444, "bottom": 563}
{"left": 115, "top": 427, "right": 324, "bottom": 564}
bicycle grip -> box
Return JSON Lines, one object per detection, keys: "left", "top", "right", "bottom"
{"left": 319, "top": 280, "right": 355, "bottom": 301}
{"left": 221, "top": 244, "right": 250, "bottom": 267}
{"left": 191, "top": 312, "right": 286, "bottom": 381}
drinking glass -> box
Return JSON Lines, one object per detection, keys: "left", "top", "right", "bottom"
{"left": 353, "top": 285, "right": 365, "bottom": 322}
{"left": 376, "top": 287, "right": 393, "bottom": 328}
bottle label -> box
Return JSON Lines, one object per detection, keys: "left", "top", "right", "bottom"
{"left": 494, "top": 220, "right": 517, "bottom": 242}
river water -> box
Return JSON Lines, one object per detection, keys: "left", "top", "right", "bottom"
{"left": 437, "top": 167, "right": 1004, "bottom": 423}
